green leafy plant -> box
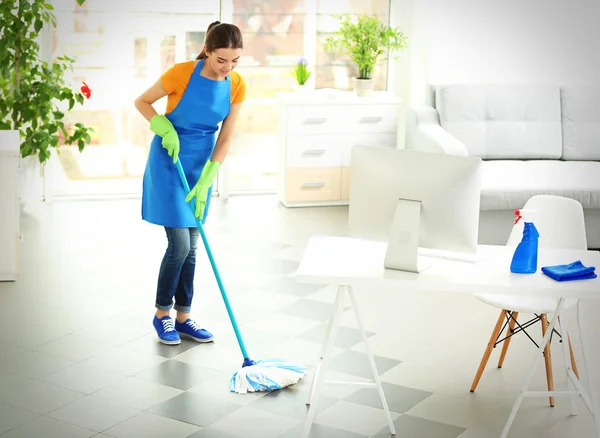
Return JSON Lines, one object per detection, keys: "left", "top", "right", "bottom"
{"left": 324, "top": 14, "right": 408, "bottom": 80}
{"left": 292, "top": 57, "right": 311, "bottom": 85}
{"left": 0, "top": 0, "right": 93, "bottom": 164}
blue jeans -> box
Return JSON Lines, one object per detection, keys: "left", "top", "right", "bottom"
{"left": 155, "top": 227, "right": 200, "bottom": 313}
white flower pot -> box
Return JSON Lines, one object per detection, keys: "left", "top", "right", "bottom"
{"left": 353, "top": 78, "right": 374, "bottom": 98}
{"left": 295, "top": 83, "right": 310, "bottom": 93}
{"left": 19, "top": 154, "right": 44, "bottom": 206}
{"left": 0, "top": 131, "right": 39, "bottom": 207}
{"left": 0, "top": 130, "right": 21, "bottom": 281}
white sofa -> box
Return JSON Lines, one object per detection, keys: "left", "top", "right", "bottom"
{"left": 406, "top": 84, "right": 600, "bottom": 249}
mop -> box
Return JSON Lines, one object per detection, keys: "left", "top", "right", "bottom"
{"left": 175, "top": 159, "right": 307, "bottom": 393}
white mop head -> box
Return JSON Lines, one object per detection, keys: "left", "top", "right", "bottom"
{"left": 230, "top": 358, "right": 307, "bottom": 394}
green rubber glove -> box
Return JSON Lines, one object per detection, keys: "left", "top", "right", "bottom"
{"left": 185, "top": 160, "right": 221, "bottom": 219}
{"left": 150, "top": 114, "right": 180, "bottom": 164}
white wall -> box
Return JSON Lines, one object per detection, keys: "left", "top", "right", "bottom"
{"left": 399, "top": 0, "right": 600, "bottom": 106}
{"left": 388, "top": 0, "right": 416, "bottom": 148}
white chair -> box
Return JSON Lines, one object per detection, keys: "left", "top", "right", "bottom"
{"left": 470, "top": 195, "right": 585, "bottom": 407}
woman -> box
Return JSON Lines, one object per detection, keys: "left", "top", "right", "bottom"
{"left": 134, "top": 21, "right": 245, "bottom": 345}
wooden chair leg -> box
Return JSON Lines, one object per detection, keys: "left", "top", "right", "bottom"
{"left": 568, "top": 335, "right": 580, "bottom": 379}
{"left": 498, "top": 311, "right": 519, "bottom": 368}
{"left": 470, "top": 309, "right": 507, "bottom": 392}
{"left": 541, "top": 314, "right": 555, "bottom": 407}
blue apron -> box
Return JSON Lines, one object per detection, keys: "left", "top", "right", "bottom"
{"left": 142, "top": 59, "right": 231, "bottom": 228}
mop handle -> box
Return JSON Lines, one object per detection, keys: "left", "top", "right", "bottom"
{"left": 175, "top": 159, "right": 250, "bottom": 360}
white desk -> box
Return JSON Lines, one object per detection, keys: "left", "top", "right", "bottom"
{"left": 295, "top": 236, "right": 600, "bottom": 438}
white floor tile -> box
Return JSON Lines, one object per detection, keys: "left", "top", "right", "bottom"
{"left": 241, "top": 313, "right": 322, "bottom": 338}
{"left": 0, "top": 378, "right": 84, "bottom": 415}
{"left": 47, "top": 396, "right": 140, "bottom": 432}
{"left": 81, "top": 346, "right": 167, "bottom": 376}
{"left": 35, "top": 334, "right": 114, "bottom": 363}
{"left": 41, "top": 363, "right": 127, "bottom": 394}
{"left": 0, "top": 349, "right": 74, "bottom": 379}
{"left": 104, "top": 412, "right": 200, "bottom": 438}
{"left": 210, "top": 406, "right": 301, "bottom": 438}
{"left": 0, "top": 416, "right": 96, "bottom": 438}
{"left": 406, "top": 393, "right": 503, "bottom": 428}
{"left": 92, "top": 376, "right": 184, "bottom": 410}
{"left": 314, "top": 400, "right": 401, "bottom": 436}
{"left": 380, "top": 361, "right": 476, "bottom": 398}
{"left": 0, "top": 402, "right": 39, "bottom": 434}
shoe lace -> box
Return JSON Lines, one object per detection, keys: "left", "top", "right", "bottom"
{"left": 187, "top": 319, "right": 202, "bottom": 331}
{"left": 162, "top": 318, "right": 175, "bottom": 333}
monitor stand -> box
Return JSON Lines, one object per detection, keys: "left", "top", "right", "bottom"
{"left": 384, "top": 198, "right": 433, "bottom": 273}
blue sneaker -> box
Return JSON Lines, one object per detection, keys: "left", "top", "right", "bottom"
{"left": 153, "top": 316, "right": 181, "bottom": 345}
{"left": 175, "top": 318, "right": 214, "bottom": 343}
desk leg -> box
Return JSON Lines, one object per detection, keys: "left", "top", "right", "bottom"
{"left": 501, "top": 298, "right": 565, "bottom": 438}
{"left": 577, "top": 299, "right": 600, "bottom": 438}
{"left": 558, "top": 309, "right": 578, "bottom": 416}
{"left": 306, "top": 287, "right": 344, "bottom": 405}
{"left": 302, "top": 285, "right": 346, "bottom": 438}
{"left": 346, "top": 286, "right": 396, "bottom": 435}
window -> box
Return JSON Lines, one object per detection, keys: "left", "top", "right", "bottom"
{"left": 50, "top": 0, "right": 219, "bottom": 196}
{"left": 227, "top": 0, "right": 392, "bottom": 193}
{"left": 49, "top": 0, "right": 392, "bottom": 197}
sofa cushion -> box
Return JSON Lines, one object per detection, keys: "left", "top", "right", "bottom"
{"left": 481, "top": 160, "right": 600, "bottom": 210}
{"left": 561, "top": 86, "right": 600, "bottom": 160}
{"left": 435, "top": 85, "right": 562, "bottom": 160}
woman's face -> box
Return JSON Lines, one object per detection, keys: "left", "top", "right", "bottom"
{"left": 205, "top": 47, "right": 241, "bottom": 78}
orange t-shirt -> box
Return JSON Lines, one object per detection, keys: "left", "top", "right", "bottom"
{"left": 160, "top": 60, "right": 246, "bottom": 114}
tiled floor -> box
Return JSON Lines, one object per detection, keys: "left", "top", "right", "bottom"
{"left": 0, "top": 195, "right": 599, "bottom": 438}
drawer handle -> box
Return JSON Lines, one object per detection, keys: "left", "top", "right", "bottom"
{"left": 301, "top": 182, "right": 325, "bottom": 189}
{"left": 302, "top": 149, "right": 326, "bottom": 155}
{"left": 303, "top": 117, "right": 327, "bottom": 124}
{"left": 359, "top": 116, "right": 383, "bottom": 123}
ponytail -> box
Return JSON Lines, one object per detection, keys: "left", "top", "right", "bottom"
{"left": 196, "top": 21, "right": 221, "bottom": 60}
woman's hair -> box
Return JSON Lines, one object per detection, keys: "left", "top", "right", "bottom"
{"left": 196, "top": 21, "right": 244, "bottom": 60}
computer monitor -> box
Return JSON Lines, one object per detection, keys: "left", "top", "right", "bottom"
{"left": 348, "top": 146, "right": 483, "bottom": 273}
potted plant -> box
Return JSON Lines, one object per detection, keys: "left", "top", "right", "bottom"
{"left": 291, "top": 57, "right": 311, "bottom": 92}
{"left": 0, "top": 0, "right": 93, "bottom": 202}
{"left": 324, "top": 14, "right": 408, "bottom": 98}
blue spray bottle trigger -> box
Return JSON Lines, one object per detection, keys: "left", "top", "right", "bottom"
{"left": 510, "top": 209, "right": 539, "bottom": 274}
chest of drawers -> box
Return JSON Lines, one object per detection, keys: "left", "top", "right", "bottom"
{"left": 276, "top": 90, "right": 401, "bottom": 207}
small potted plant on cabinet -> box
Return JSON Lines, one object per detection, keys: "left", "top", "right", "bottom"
{"left": 325, "top": 14, "right": 408, "bottom": 98}
{"left": 292, "top": 57, "right": 312, "bottom": 92}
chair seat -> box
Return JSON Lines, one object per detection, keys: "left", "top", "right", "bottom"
{"left": 475, "top": 293, "right": 578, "bottom": 314}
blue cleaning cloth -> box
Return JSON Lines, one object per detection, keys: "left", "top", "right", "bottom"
{"left": 541, "top": 260, "right": 597, "bottom": 282}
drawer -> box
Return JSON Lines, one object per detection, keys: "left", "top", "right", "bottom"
{"left": 286, "top": 106, "right": 346, "bottom": 135}
{"left": 344, "top": 105, "right": 399, "bottom": 134}
{"left": 286, "top": 135, "right": 343, "bottom": 168}
{"left": 285, "top": 167, "right": 342, "bottom": 202}
{"left": 341, "top": 133, "right": 397, "bottom": 166}
{"left": 286, "top": 104, "right": 399, "bottom": 135}
{"left": 341, "top": 166, "right": 351, "bottom": 200}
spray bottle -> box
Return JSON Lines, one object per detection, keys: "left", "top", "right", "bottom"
{"left": 510, "top": 209, "right": 539, "bottom": 274}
